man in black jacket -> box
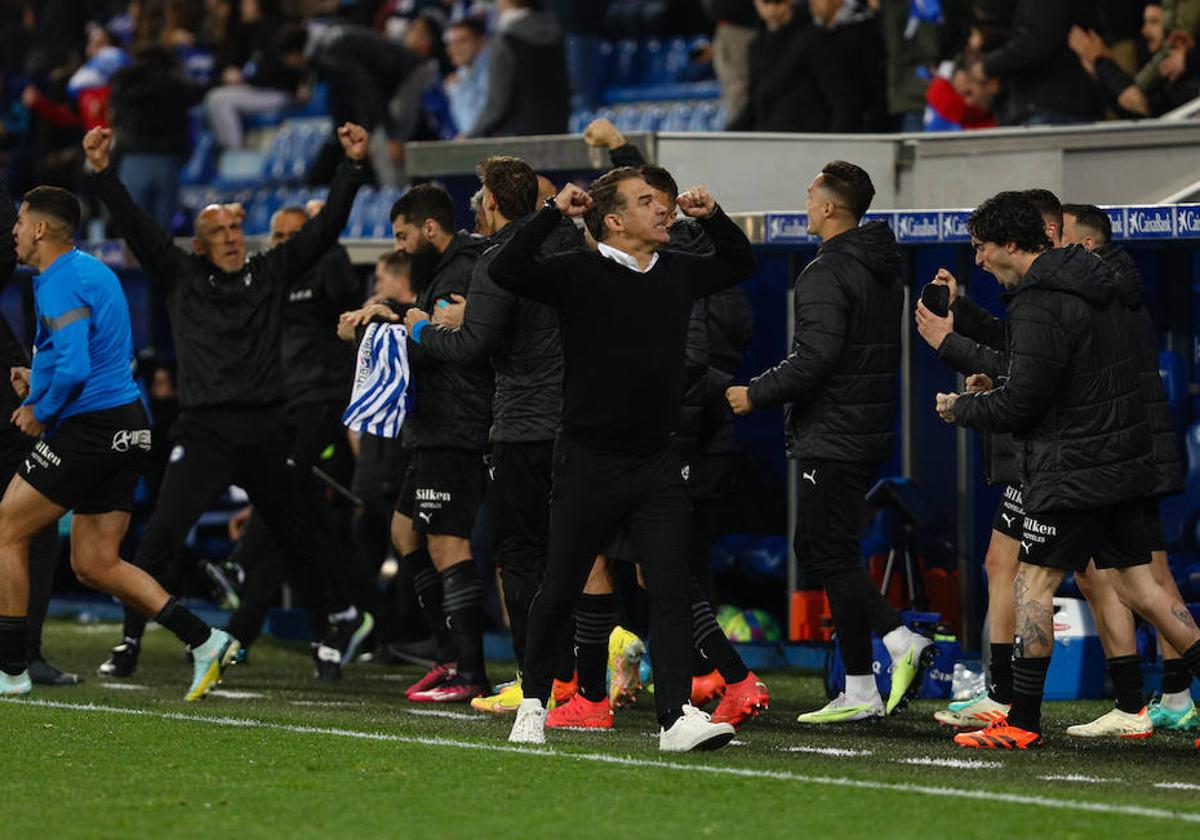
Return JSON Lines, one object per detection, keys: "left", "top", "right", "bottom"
{"left": 1059, "top": 203, "right": 1197, "bottom": 735}
{"left": 403, "top": 157, "right": 581, "bottom": 714}
{"left": 938, "top": 191, "right": 1200, "bottom": 749}
{"left": 388, "top": 184, "right": 492, "bottom": 703}
{"left": 728, "top": 160, "right": 931, "bottom": 724}
{"left": 494, "top": 169, "right": 756, "bottom": 751}
{"left": 82, "top": 122, "right": 369, "bottom": 682}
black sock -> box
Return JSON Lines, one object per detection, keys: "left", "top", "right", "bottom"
{"left": 1008, "top": 656, "right": 1051, "bottom": 733}
{"left": 659, "top": 706, "right": 684, "bottom": 729}
{"left": 554, "top": 614, "right": 577, "bottom": 684}
{"left": 0, "top": 615, "right": 28, "bottom": 675}
{"left": 1108, "top": 655, "right": 1144, "bottom": 713}
{"left": 122, "top": 607, "right": 148, "bottom": 644}
{"left": 154, "top": 597, "right": 211, "bottom": 649}
{"left": 575, "top": 593, "right": 616, "bottom": 703}
{"left": 408, "top": 549, "right": 454, "bottom": 663}
{"left": 989, "top": 643, "right": 1014, "bottom": 704}
{"left": 1182, "top": 639, "right": 1200, "bottom": 681}
{"left": 692, "top": 599, "right": 748, "bottom": 684}
{"left": 440, "top": 561, "right": 488, "bottom": 687}
{"left": 1161, "top": 658, "right": 1192, "bottom": 695}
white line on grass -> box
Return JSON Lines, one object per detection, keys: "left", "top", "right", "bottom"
{"left": 289, "top": 700, "right": 359, "bottom": 708}
{"left": 781, "top": 746, "right": 874, "bottom": 757}
{"left": 8, "top": 698, "right": 1199, "bottom": 826}
{"left": 897, "top": 757, "right": 1003, "bottom": 770}
{"left": 99, "top": 683, "right": 148, "bottom": 691}
{"left": 1155, "top": 782, "right": 1200, "bottom": 791}
{"left": 1039, "top": 775, "right": 1117, "bottom": 784}
{"left": 399, "top": 708, "right": 484, "bottom": 721}
{"left": 207, "top": 690, "right": 265, "bottom": 699}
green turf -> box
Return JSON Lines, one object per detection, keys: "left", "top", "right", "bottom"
{"left": 5, "top": 620, "right": 1199, "bottom": 839}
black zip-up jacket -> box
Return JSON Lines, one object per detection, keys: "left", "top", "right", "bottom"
{"left": 404, "top": 232, "right": 491, "bottom": 451}
{"left": 281, "top": 244, "right": 362, "bottom": 410}
{"left": 699, "top": 286, "right": 753, "bottom": 456}
{"left": 953, "top": 246, "right": 1153, "bottom": 513}
{"left": 1097, "top": 242, "right": 1186, "bottom": 498}
{"left": 90, "top": 160, "right": 366, "bottom": 411}
{"left": 938, "top": 292, "right": 1016, "bottom": 485}
{"left": 109, "top": 49, "right": 200, "bottom": 158}
{"left": 0, "top": 175, "right": 31, "bottom": 466}
{"left": 747, "top": 221, "right": 902, "bottom": 465}
{"left": 413, "top": 217, "right": 582, "bottom": 445}
{"left": 489, "top": 205, "right": 757, "bottom": 454}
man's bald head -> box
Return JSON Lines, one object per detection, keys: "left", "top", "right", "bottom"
{"left": 194, "top": 203, "right": 247, "bottom": 273}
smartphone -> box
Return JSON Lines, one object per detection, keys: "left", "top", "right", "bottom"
{"left": 921, "top": 283, "right": 950, "bottom": 317}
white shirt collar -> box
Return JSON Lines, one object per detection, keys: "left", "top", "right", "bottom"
{"left": 598, "top": 242, "right": 659, "bottom": 273}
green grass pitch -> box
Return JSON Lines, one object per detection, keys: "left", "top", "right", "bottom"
{"left": 5, "top": 620, "right": 1199, "bottom": 839}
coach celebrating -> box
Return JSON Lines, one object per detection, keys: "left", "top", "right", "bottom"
{"left": 493, "top": 168, "right": 756, "bottom": 751}
{"left": 727, "top": 161, "right": 932, "bottom": 724}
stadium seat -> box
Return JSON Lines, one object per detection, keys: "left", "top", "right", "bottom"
{"left": 643, "top": 39, "right": 667, "bottom": 85}
{"left": 662, "top": 102, "right": 693, "bottom": 132}
{"left": 664, "top": 37, "right": 690, "bottom": 81}
{"left": 687, "top": 103, "right": 719, "bottom": 132}
{"left": 613, "top": 39, "right": 641, "bottom": 88}
{"left": 180, "top": 131, "right": 216, "bottom": 187}
{"left": 569, "top": 108, "right": 593, "bottom": 135}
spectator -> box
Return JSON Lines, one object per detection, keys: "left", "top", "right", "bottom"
{"left": 703, "top": 0, "right": 758, "bottom": 128}
{"left": 109, "top": 45, "right": 201, "bottom": 228}
{"left": 1134, "top": 0, "right": 1200, "bottom": 100}
{"left": 806, "top": 0, "right": 887, "bottom": 132}
{"left": 442, "top": 17, "right": 489, "bottom": 136}
{"left": 880, "top": 0, "right": 939, "bottom": 131}
{"left": 976, "top": 0, "right": 1104, "bottom": 125}
{"left": 463, "top": 0, "right": 569, "bottom": 138}
{"left": 923, "top": 51, "right": 997, "bottom": 131}
{"left": 203, "top": 1, "right": 307, "bottom": 148}
{"left": 727, "top": 0, "right": 813, "bottom": 132}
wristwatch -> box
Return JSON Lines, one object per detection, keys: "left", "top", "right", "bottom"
{"left": 544, "top": 196, "right": 560, "bottom": 212}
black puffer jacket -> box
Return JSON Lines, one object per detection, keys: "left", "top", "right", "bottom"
{"left": 665, "top": 217, "right": 716, "bottom": 460}
{"left": 699, "top": 286, "right": 753, "bottom": 456}
{"left": 747, "top": 221, "right": 902, "bottom": 464}
{"left": 1097, "top": 242, "right": 1186, "bottom": 498}
{"left": 414, "top": 217, "right": 582, "bottom": 444}
{"left": 404, "top": 232, "right": 491, "bottom": 451}
{"left": 953, "top": 246, "right": 1153, "bottom": 513}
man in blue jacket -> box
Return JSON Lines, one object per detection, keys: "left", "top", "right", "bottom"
{"left": 0, "top": 186, "right": 238, "bottom": 701}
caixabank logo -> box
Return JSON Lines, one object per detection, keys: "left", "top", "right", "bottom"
{"left": 1125, "top": 207, "right": 1175, "bottom": 239}
{"left": 939, "top": 211, "right": 970, "bottom": 242}
{"left": 1106, "top": 208, "right": 1125, "bottom": 239}
{"left": 1174, "top": 205, "right": 1200, "bottom": 237}
{"left": 894, "top": 212, "right": 941, "bottom": 243}
{"left": 764, "top": 213, "right": 818, "bottom": 244}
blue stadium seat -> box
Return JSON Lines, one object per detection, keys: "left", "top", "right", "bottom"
{"left": 640, "top": 105, "right": 666, "bottom": 132}
{"left": 180, "top": 131, "right": 216, "bottom": 186}
{"left": 595, "top": 40, "right": 615, "bottom": 91}
{"left": 664, "top": 38, "right": 690, "bottom": 81}
{"left": 662, "top": 102, "right": 693, "bottom": 132}
{"left": 687, "top": 102, "right": 718, "bottom": 132}
{"left": 614, "top": 105, "right": 642, "bottom": 133}
{"left": 569, "top": 108, "right": 593, "bottom": 135}
{"left": 643, "top": 39, "right": 667, "bottom": 85}
{"left": 613, "top": 39, "right": 641, "bottom": 88}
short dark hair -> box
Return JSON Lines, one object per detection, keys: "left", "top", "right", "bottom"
{"left": 1023, "top": 188, "right": 1063, "bottom": 232}
{"left": 583, "top": 167, "right": 643, "bottom": 242}
{"left": 819, "top": 161, "right": 875, "bottom": 220}
{"left": 968, "top": 191, "right": 1052, "bottom": 253}
{"left": 277, "top": 22, "right": 308, "bottom": 56}
{"left": 390, "top": 184, "right": 456, "bottom": 233}
{"left": 274, "top": 204, "right": 306, "bottom": 220}
{"left": 377, "top": 250, "right": 412, "bottom": 276}
{"left": 638, "top": 164, "right": 678, "bottom": 205}
{"left": 448, "top": 17, "right": 486, "bottom": 38}
{"left": 476, "top": 155, "right": 538, "bottom": 221}
{"left": 24, "top": 186, "right": 80, "bottom": 236}
{"left": 1061, "top": 203, "right": 1112, "bottom": 245}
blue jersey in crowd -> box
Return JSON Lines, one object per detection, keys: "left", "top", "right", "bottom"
{"left": 25, "top": 249, "right": 140, "bottom": 426}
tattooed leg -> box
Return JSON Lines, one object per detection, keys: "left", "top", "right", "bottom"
{"left": 1114, "top": 564, "right": 1200, "bottom": 655}
{"left": 1012, "top": 564, "right": 1060, "bottom": 658}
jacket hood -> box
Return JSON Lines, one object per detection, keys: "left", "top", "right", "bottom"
{"left": 1095, "top": 242, "right": 1144, "bottom": 309}
{"left": 819, "top": 221, "right": 901, "bottom": 286}
{"left": 665, "top": 216, "right": 712, "bottom": 256}
{"left": 507, "top": 11, "right": 562, "bottom": 46}
{"left": 1015, "top": 245, "right": 1113, "bottom": 307}
{"left": 437, "top": 230, "right": 487, "bottom": 272}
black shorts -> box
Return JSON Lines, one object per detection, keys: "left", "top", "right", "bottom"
{"left": 23, "top": 401, "right": 151, "bottom": 514}
{"left": 395, "top": 447, "right": 486, "bottom": 538}
{"left": 991, "top": 484, "right": 1025, "bottom": 540}
{"left": 1019, "top": 501, "right": 1151, "bottom": 573}
{"left": 1143, "top": 497, "right": 1166, "bottom": 553}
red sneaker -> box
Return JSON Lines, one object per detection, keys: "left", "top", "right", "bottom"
{"left": 546, "top": 693, "right": 613, "bottom": 729}
{"left": 409, "top": 676, "right": 487, "bottom": 703}
{"left": 710, "top": 672, "right": 769, "bottom": 728}
{"left": 552, "top": 673, "right": 578, "bottom": 707}
{"left": 691, "top": 669, "right": 727, "bottom": 707}
{"left": 405, "top": 662, "right": 456, "bottom": 699}
{"left": 954, "top": 720, "right": 1043, "bottom": 750}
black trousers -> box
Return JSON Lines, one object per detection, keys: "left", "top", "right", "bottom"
{"left": 125, "top": 408, "right": 347, "bottom": 641}
{"left": 523, "top": 435, "right": 693, "bottom": 723}
{"left": 794, "top": 458, "right": 902, "bottom": 675}
{"left": 0, "top": 445, "right": 59, "bottom": 657}
{"left": 225, "top": 402, "right": 365, "bottom": 647}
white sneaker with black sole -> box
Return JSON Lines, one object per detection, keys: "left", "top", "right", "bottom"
{"left": 509, "top": 698, "right": 547, "bottom": 744}
{"left": 659, "top": 703, "right": 736, "bottom": 752}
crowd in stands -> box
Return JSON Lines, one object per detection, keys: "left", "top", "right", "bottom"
{"left": 2, "top": 1, "right": 1200, "bottom": 232}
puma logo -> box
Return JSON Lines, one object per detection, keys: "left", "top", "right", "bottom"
{"left": 418, "top": 512, "right": 432, "bottom": 524}
{"left": 23, "top": 459, "right": 32, "bottom": 474}
{"left": 1021, "top": 541, "right": 1031, "bottom": 554}
{"left": 1001, "top": 513, "right": 1014, "bottom": 528}
{"left": 803, "top": 469, "right": 817, "bottom": 485}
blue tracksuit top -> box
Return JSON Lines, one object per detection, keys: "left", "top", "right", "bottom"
{"left": 25, "top": 248, "right": 140, "bottom": 425}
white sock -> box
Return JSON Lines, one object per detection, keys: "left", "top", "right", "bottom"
{"left": 845, "top": 674, "right": 879, "bottom": 704}
{"left": 881, "top": 625, "right": 916, "bottom": 662}
{"left": 1162, "top": 689, "right": 1193, "bottom": 711}
{"left": 328, "top": 606, "right": 358, "bottom": 624}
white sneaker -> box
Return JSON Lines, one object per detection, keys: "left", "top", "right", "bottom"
{"left": 0, "top": 669, "right": 31, "bottom": 696}
{"left": 933, "top": 693, "right": 1011, "bottom": 730}
{"left": 509, "top": 698, "right": 547, "bottom": 744}
{"left": 1066, "top": 706, "right": 1153, "bottom": 739}
{"left": 659, "top": 703, "right": 736, "bottom": 752}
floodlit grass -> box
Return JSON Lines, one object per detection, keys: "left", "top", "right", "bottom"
{"left": 4, "top": 620, "right": 1199, "bottom": 839}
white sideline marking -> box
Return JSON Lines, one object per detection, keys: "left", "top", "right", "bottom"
{"left": 1155, "top": 782, "right": 1200, "bottom": 791}
{"left": 399, "top": 708, "right": 483, "bottom": 721}
{"left": 207, "top": 690, "right": 264, "bottom": 699}
{"left": 289, "top": 700, "right": 359, "bottom": 708}
{"left": 7, "top": 698, "right": 1200, "bottom": 826}
{"left": 1039, "top": 775, "right": 1117, "bottom": 784}
{"left": 898, "top": 757, "right": 1003, "bottom": 770}
{"left": 99, "top": 683, "right": 148, "bottom": 691}
{"left": 782, "top": 746, "right": 874, "bottom": 757}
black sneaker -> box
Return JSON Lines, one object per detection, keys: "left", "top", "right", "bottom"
{"left": 311, "top": 642, "right": 342, "bottom": 681}
{"left": 29, "top": 656, "right": 83, "bottom": 686}
{"left": 98, "top": 639, "right": 140, "bottom": 678}
{"left": 328, "top": 610, "right": 375, "bottom": 666}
